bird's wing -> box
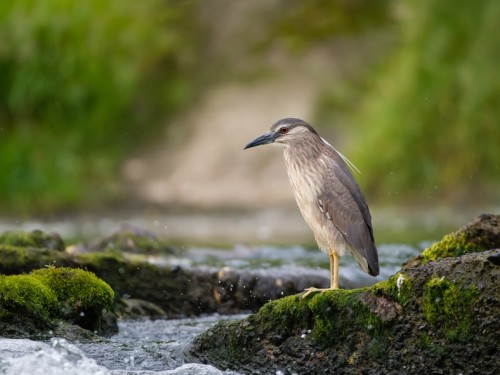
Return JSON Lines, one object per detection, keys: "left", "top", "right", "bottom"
{"left": 317, "top": 157, "right": 379, "bottom": 276}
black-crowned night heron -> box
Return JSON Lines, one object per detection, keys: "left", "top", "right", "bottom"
{"left": 244, "top": 118, "right": 379, "bottom": 298}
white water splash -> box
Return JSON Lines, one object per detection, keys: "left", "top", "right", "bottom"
{"left": 0, "top": 338, "right": 108, "bottom": 375}
{"left": 0, "top": 318, "right": 244, "bottom": 375}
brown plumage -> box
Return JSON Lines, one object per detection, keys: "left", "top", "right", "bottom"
{"left": 245, "top": 118, "right": 379, "bottom": 297}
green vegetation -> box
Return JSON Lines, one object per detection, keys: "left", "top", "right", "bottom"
{"left": 421, "top": 232, "right": 479, "bottom": 263}
{"left": 265, "top": 0, "right": 392, "bottom": 51}
{"left": 0, "top": 244, "right": 72, "bottom": 272}
{"left": 0, "top": 0, "right": 200, "bottom": 213}
{"left": 423, "top": 276, "right": 479, "bottom": 340}
{"left": 372, "top": 272, "right": 413, "bottom": 307}
{"left": 0, "top": 229, "right": 65, "bottom": 251}
{"left": 349, "top": 0, "right": 500, "bottom": 204}
{"left": 0, "top": 0, "right": 498, "bottom": 214}
{"left": 255, "top": 288, "right": 383, "bottom": 347}
{"left": 0, "top": 274, "right": 58, "bottom": 326}
{"left": 419, "top": 215, "right": 499, "bottom": 263}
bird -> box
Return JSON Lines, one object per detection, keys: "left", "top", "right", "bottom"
{"left": 244, "top": 118, "right": 379, "bottom": 298}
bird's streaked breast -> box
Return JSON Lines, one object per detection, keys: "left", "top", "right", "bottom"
{"left": 283, "top": 147, "right": 348, "bottom": 255}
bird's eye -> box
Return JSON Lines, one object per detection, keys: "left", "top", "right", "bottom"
{"left": 279, "top": 127, "right": 288, "bottom": 134}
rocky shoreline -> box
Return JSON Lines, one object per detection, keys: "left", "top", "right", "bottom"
{"left": 0, "top": 224, "right": 329, "bottom": 339}
{"left": 0, "top": 214, "right": 498, "bottom": 374}
{"left": 188, "top": 214, "right": 500, "bottom": 374}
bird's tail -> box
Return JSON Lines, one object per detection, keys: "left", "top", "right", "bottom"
{"left": 352, "top": 247, "right": 379, "bottom": 276}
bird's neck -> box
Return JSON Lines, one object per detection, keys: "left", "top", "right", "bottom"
{"left": 282, "top": 139, "right": 325, "bottom": 198}
{"left": 282, "top": 136, "right": 324, "bottom": 165}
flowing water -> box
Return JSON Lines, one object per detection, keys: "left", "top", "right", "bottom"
{"left": 0, "top": 315, "right": 244, "bottom": 375}
{"left": 0, "top": 243, "right": 423, "bottom": 374}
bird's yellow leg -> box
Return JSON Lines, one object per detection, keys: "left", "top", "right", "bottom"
{"left": 330, "top": 250, "right": 339, "bottom": 289}
{"left": 302, "top": 249, "right": 339, "bottom": 298}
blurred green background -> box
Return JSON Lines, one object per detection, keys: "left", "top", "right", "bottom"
{"left": 0, "top": 0, "right": 498, "bottom": 219}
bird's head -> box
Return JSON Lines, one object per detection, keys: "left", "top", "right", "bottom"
{"left": 244, "top": 118, "right": 319, "bottom": 149}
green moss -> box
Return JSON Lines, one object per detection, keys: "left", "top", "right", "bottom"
{"left": 0, "top": 245, "right": 24, "bottom": 267}
{"left": 310, "top": 288, "right": 378, "bottom": 344}
{"left": 372, "top": 272, "right": 413, "bottom": 307}
{"left": 256, "top": 294, "right": 307, "bottom": 335}
{"left": 422, "top": 276, "right": 479, "bottom": 340}
{"left": 0, "top": 274, "right": 58, "bottom": 326}
{"left": 0, "top": 244, "right": 72, "bottom": 273}
{"left": 421, "top": 232, "right": 481, "bottom": 263}
{"left": 32, "top": 267, "right": 114, "bottom": 331}
{"left": 77, "top": 251, "right": 127, "bottom": 267}
{"left": 254, "top": 287, "right": 382, "bottom": 347}
{"left": 76, "top": 251, "right": 131, "bottom": 291}
{"left": 418, "top": 332, "right": 447, "bottom": 357}
{"left": 0, "top": 230, "right": 64, "bottom": 251}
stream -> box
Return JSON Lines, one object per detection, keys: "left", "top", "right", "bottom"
{"left": 0, "top": 243, "right": 423, "bottom": 374}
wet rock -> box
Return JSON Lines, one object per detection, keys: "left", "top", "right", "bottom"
{"left": 117, "top": 298, "right": 167, "bottom": 320}
{"left": 188, "top": 215, "right": 500, "bottom": 374}
{"left": 51, "top": 321, "right": 109, "bottom": 343}
{"left": 0, "top": 229, "right": 331, "bottom": 318}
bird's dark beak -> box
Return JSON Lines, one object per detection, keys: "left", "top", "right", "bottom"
{"left": 244, "top": 131, "right": 277, "bottom": 150}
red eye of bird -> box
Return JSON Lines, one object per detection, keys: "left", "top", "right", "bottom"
{"left": 280, "top": 127, "right": 288, "bottom": 134}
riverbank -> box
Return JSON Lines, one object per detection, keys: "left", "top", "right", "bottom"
{"left": 0, "top": 204, "right": 492, "bottom": 247}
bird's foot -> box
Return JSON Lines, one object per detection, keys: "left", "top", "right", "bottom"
{"left": 301, "top": 287, "right": 338, "bottom": 299}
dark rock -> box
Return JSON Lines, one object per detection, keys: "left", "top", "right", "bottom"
{"left": 51, "top": 321, "right": 108, "bottom": 343}
{"left": 487, "top": 250, "right": 500, "bottom": 265}
{"left": 188, "top": 215, "right": 500, "bottom": 374}
{"left": 117, "top": 298, "right": 167, "bottom": 320}
{"left": 189, "top": 249, "right": 500, "bottom": 374}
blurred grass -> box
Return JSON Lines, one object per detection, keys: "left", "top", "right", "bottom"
{"left": 339, "top": 0, "right": 500, "bottom": 205}
{"left": 0, "top": 0, "right": 200, "bottom": 214}
{"left": 0, "top": 0, "right": 498, "bottom": 215}
{"left": 261, "top": 0, "right": 392, "bottom": 51}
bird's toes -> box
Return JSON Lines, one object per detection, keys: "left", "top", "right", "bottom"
{"left": 301, "top": 287, "right": 321, "bottom": 299}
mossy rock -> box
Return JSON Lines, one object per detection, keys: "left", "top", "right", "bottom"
{"left": 0, "top": 244, "right": 74, "bottom": 274}
{"left": 422, "top": 276, "right": 479, "bottom": 340}
{"left": 0, "top": 243, "right": 214, "bottom": 318}
{"left": 190, "top": 249, "right": 500, "bottom": 374}
{"left": 403, "top": 214, "right": 500, "bottom": 268}
{"left": 1, "top": 227, "right": 333, "bottom": 319}
{"left": 0, "top": 229, "right": 65, "bottom": 251}
{"left": 72, "top": 224, "right": 178, "bottom": 255}
{"left": 0, "top": 267, "right": 116, "bottom": 339}
{"left": 31, "top": 267, "right": 115, "bottom": 332}
{"left": 0, "top": 274, "right": 58, "bottom": 328}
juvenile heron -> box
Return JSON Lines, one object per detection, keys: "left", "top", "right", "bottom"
{"left": 244, "top": 118, "right": 379, "bottom": 297}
